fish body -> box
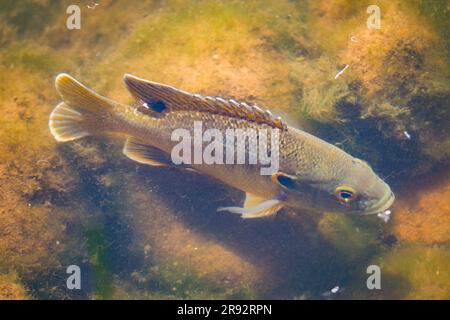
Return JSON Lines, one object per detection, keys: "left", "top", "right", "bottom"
{"left": 49, "top": 74, "right": 394, "bottom": 218}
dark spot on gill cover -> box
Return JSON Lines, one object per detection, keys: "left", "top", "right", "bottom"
{"left": 277, "top": 174, "right": 296, "bottom": 189}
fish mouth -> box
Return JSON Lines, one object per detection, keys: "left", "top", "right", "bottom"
{"left": 361, "top": 191, "right": 395, "bottom": 215}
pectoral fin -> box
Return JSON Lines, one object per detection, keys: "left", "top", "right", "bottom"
{"left": 123, "top": 137, "right": 173, "bottom": 167}
{"left": 244, "top": 193, "right": 268, "bottom": 208}
{"left": 217, "top": 194, "right": 284, "bottom": 219}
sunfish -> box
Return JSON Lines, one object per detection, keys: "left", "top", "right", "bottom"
{"left": 49, "top": 73, "right": 394, "bottom": 218}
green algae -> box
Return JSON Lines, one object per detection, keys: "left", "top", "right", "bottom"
{"left": 319, "top": 214, "right": 383, "bottom": 261}
{"left": 84, "top": 227, "right": 114, "bottom": 299}
{"left": 0, "top": 0, "right": 63, "bottom": 39}
{"left": 134, "top": 262, "right": 257, "bottom": 299}
{"left": 315, "top": 213, "right": 399, "bottom": 299}
{"left": 89, "top": 0, "right": 310, "bottom": 112}
{"left": 0, "top": 272, "right": 29, "bottom": 300}
{"left": 373, "top": 244, "right": 450, "bottom": 299}
{"left": 1, "top": 43, "right": 67, "bottom": 74}
{"left": 289, "top": 0, "right": 450, "bottom": 179}
{"left": 405, "top": 0, "right": 450, "bottom": 55}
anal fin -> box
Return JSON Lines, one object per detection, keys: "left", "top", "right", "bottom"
{"left": 123, "top": 137, "right": 173, "bottom": 167}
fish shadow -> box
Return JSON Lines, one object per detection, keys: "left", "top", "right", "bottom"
{"left": 59, "top": 140, "right": 415, "bottom": 299}
{"left": 130, "top": 164, "right": 372, "bottom": 298}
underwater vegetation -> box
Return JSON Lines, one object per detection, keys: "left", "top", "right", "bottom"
{"left": 0, "top": 0, "right": 449, "bottom": 299}
{"left": 393, "top": 170, "right": 450, "bottom": 245}
{"left": 0, "top": 272, "right": 29, "bottom": 299}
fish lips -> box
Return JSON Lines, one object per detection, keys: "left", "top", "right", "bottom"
{"left": 360, "top": 191, "right": 396, "bottom": 216}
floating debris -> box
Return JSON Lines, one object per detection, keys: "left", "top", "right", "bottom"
{"left": 404, "top": 131, "right": 412, "bottom": 139}
{"left": 377, "top": 209, "right": 392, "bottom": 223}
{"left": 36, "top": 159, "right": 50, "bottom": 167}
{"left": 334, "top": 64, "right": 349, "bottom": 79}
{"left": 321, "top": 285, "right": 342, "bottom": 297}
{"left": 350, "top": 36, "right": 359, "bottom": 43}
{"left": 87, "top": 2, "right": 100, "bottom": 10}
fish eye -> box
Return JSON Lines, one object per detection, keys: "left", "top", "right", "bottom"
{"left": 335, "top": 186, "right": 357, "bottom": 203}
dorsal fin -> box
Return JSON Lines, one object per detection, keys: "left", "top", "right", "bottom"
{"left": 123, "top": 74, "right": 287, "bottom": 130}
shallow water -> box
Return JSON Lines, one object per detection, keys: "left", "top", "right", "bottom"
{"left": 0, "top": 0, "right": 449, "bottom": 299}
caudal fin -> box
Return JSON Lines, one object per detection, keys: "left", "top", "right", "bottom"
{"left": 49, "top": 73, "right": 116, "bottom": 142}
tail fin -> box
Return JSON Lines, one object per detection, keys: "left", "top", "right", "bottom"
{"left": 49, "top": 73, "right": 115, "bottom": 142}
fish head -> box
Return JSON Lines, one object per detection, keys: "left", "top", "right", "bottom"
{"left": 273, "top": 158, "right": 395, "bottom": 215}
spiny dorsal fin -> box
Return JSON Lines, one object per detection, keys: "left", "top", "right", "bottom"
{"left": 123, "top": 74, "right": 287, "bottom": 131}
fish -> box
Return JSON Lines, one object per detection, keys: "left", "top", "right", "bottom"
{"left": 49, "top": 73, "right": 395, "bottom": 219}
